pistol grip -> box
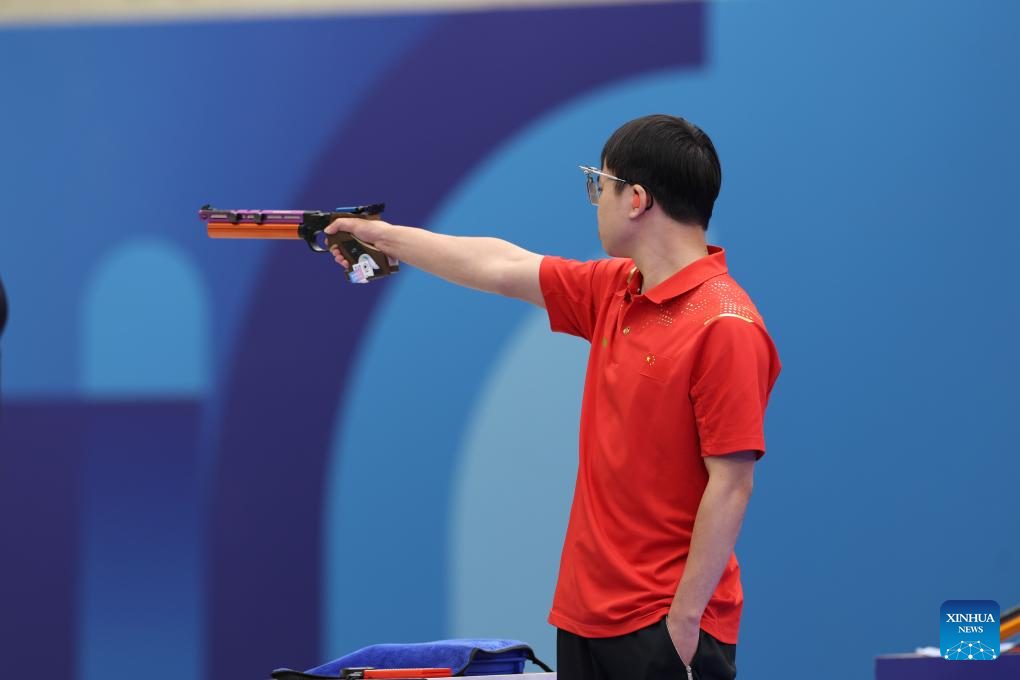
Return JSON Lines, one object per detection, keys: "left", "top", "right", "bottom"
{"left": 325, "top": 232, "right": 399, "bottom": 283}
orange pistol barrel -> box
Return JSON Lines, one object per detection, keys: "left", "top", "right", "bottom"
{"left": 206, "top": 222, "right": 303, "bottom": 240}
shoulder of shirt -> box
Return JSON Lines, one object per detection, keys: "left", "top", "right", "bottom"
{"left": 688, "top": 274, "right": 769, "bottom": 330}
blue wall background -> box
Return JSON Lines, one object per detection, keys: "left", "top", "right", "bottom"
{"left": 1, "top": 2, "right": 1019, "bottom": 679}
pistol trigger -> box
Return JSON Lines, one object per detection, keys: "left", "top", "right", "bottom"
{"left": 308, "top": 230, "right": 329, "bottom": 253}
{"left": 303, "top": 233, "right": 323, "bottom": 252}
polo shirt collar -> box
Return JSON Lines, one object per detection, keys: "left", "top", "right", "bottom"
{"left": 623, "top": 245, "right": 728, "bottom": 304}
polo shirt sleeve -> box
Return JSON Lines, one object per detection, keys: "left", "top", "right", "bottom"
{"left": 538, "top": 256, "right": 618, "bottom": 342}
{"left": 690, "top": 317, "right": 780, "bottom": 460}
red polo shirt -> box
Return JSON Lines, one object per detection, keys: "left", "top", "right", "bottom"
{"left": 539, "top": 246, "right": 780, "bottom": 644}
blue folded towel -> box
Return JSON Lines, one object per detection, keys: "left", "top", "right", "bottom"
{"left": 271, "top": 638, "right": 552, "bottom": 678}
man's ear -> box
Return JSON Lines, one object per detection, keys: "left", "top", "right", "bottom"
{"left": 630, "top": 185, "right": 651, "bottom": 213}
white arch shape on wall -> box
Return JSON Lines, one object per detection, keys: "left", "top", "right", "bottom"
{"left": 81, "top": 238, "right": 209, "bottom": 397}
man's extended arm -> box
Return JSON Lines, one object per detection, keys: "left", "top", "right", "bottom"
{"left": 325, "top": 218, "right": 545, "bottom": 307}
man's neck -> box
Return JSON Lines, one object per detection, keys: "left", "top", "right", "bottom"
{"left": 630, "top": 220, "right": 709, "bottom": 294}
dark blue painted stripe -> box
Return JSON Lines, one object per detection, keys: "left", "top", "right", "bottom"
{"left": 0, "top": 402, "right": 85, "bottom": 680}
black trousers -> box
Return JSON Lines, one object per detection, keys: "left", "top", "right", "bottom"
{"left": 556, "top": 615, "right": 737, "bottom": 680}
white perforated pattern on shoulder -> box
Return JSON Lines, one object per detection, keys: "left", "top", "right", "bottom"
{"left": 638, "top": 275, "right": 763, "bottom": 332}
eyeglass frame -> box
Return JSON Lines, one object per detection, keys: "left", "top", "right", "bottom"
{"left": 578, "top": 165, "right": 654, "bottom": 209}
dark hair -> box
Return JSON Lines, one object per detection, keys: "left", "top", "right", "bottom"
{"left": 601, "top": 114, "right": 721, "bottom": 229}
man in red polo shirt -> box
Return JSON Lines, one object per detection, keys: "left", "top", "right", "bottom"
{"left": 326, "top": 114, "right": 781, "bottom": 680}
